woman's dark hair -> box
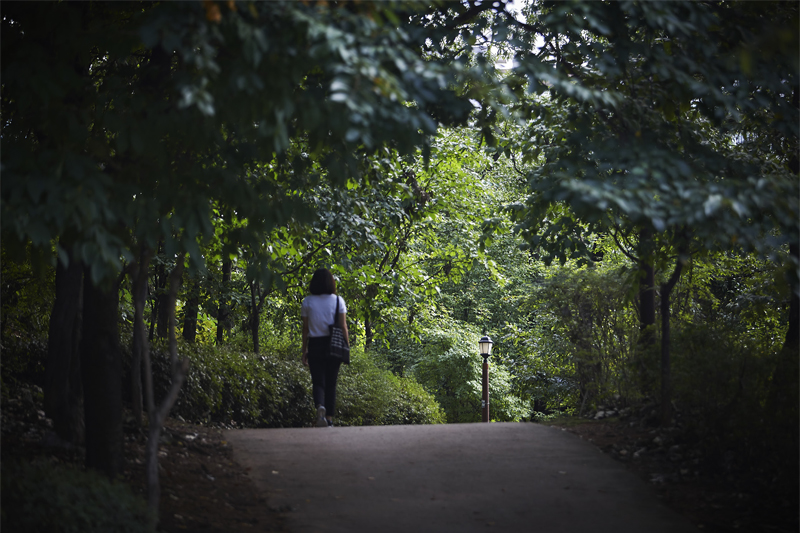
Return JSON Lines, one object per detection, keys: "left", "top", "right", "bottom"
{"left": 309, "top": 268, "right": 337, "bottom": 295}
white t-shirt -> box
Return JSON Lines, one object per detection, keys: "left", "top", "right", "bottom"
{"left": 301, "top": 294, "right": 347, "bottom": 338}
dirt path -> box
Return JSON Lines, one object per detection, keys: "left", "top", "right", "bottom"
{"left": 226, "top": 422, "right": 700, "bottom": 532}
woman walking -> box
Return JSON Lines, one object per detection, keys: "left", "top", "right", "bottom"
{"left": 301, "top": 268, "right": 349, "bottom": 427}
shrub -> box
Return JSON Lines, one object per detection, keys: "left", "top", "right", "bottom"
{"left": 147, "top": 341, "right": 312, "bottom": 428}
{"left": 526, "top": 266, "right": 641, "bottom": 412}
{"left": 336, "top": 347, "right": 446, "bottom": 425}
{"left": 0, "top": 336, "right": 47, "bottom": 390}
{"left": 141, "top": 338, "right": 444, "bottom": 427}
{"left": 1, "top": 459, "right": 153, "bottom": 533}
{"left": 671, "top": 321, "right": 786, "bottom": 460}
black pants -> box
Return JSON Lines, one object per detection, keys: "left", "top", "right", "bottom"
{"left": 307, "top": 336, "right": 342, "bottom": 415}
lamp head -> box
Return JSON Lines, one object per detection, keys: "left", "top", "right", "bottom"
{"left": 479, "top": 335, "right": 493, "bottom": 357}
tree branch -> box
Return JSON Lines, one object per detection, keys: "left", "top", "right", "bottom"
{"left": 608, "top": 221, "right": 641, "bottom": 263}
{"left": 446, "top": 1, "right": 499, "bottom": 29}
{"left": 255, "top": 233, "right": 339, "bottom": 313}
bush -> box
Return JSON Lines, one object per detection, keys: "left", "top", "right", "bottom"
{"left": 524, "top": 266, "right": 641, "bottom": 413}
{"left": 1, "top": 459, "right": 153, "bottom": 533}
{"left": 0, "top": 336, "right": 47, "bottom": 390}
{"left": 142, "top": 338, "right": 444, "bottom": 427}
{"left": 336, "top": 347, "right": 446, "bottom": 425}
{"left": 147, "top": 341, "right": 312, "bottom": 427}
{"left": 671, "top": 321, "right": 789, "bottom": 462}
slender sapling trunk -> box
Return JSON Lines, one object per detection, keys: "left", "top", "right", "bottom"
{"left": 659, "top": 254, "right": 685, "bottom": 427}
{"left": 139, "top": 253, "right": 190, "bottom": 527}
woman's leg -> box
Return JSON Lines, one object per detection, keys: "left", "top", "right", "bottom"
{"left": 323, "top": 359, "right": 342, "bottom": 421}
{"left": 307, "top": 354, "right": 326, "bottom": 409}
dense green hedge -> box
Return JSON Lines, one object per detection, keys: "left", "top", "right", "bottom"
{"left": 337, "top": 351, "right": 446, "bottom": 425}
{"left": 144, "top": 341, "right": 444, "bottom": 427}
{"left": 1, "top": 460, "right": 153, "bottom": 533}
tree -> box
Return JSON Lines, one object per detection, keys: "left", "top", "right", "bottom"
{"left": 499, "top": 0, "right": 798, "bottom": 424}
{"left": 80, "top": 272, "right": 123, "bottom": 476}
{"left": 1, "top": 0, "right": 490, "bottom": 518}
{"left": 44, "top": 245, "right": 84, "bottom": 444}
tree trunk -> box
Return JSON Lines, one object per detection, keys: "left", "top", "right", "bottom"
{"left": 216, "top": 258, "right": 232, "bottom": 345}
{"left": 45, "top": 248, "right": 84, "bottom": 444}
{"left": 364, "top": 283, "right": 379, "bottom": 349}
{"left": 155, "top": 261, "right": 169, "bottom": 340}
{"left": 659, "top": 255, "right": 685, "bottom": 427}
{"left": 787, "top": 124, "right": 799, "bottom": 355}
{"left": 148, "top": 241, "right": 165, "bottom": 341}
{"left": 148, "top": 291, "right": 158, "bottom": 341}
{"left": 782, "top": 242, "right": 799, "bottom": 354}
{"left": 250, "top": 280, "right": 260, "bottom": 354}
{"left": 639, "top": 264, "right": 656, "bottom": 336}
{"left": 767, "top": 242, "right": 799, "bottom": 434}
{"left": 80, "top": 274, "right": 123, "bottom": 478}
{"left": 141, "top": 254, "right": 190, "bottom": 528}
{"left": 365, "top": 312, "right": 373, "bottom": 349}
{"left": 637, "top": 228, "right": 657, "bottom": 394}
{"left": 131, "top": 248, "right": 152, "bottom": 424}
{"left": 765, "top": 88, "right": 800, "bottom": 436}
{"left": 182, "top": 276, "right": 200, "bottom": 343}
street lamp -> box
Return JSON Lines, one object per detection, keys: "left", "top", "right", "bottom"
{"left": 479, "top": 335, "right": 493, "bottom": 423}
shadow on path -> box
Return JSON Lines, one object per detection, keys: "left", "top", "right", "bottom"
{"left": 226, "top": 422, "right": 699, "bottom": 533}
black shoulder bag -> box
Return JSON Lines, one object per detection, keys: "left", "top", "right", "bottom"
{"left": 328, "top": 296, "right": 350, "bottom": 364}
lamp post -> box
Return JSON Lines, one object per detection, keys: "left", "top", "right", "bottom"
{"left": 479, "top": 335, "right": 493, "bottom": 423}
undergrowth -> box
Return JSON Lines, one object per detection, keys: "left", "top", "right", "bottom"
{"left": 1, "top": 459, "right": 153, "bottom": 533}
{"left": 139, "top": 339, "right": 444, "bottom": 427}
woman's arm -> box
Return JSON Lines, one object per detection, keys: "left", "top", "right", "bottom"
{"left": 301, "top": 316, "right": 309, "bottom": 366}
